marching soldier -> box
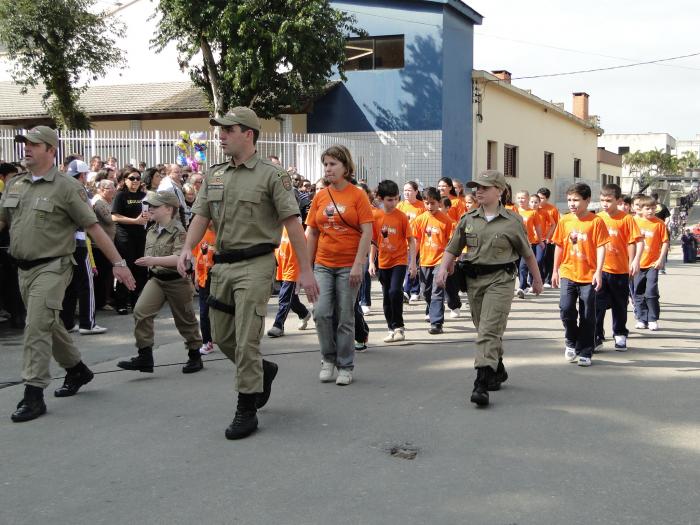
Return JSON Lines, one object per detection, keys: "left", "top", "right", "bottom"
{"left": 0, "top": 126, "right": 135, "bottom": 422}
{"left": 178, "top": 108, "right": 319, "bottom": 440}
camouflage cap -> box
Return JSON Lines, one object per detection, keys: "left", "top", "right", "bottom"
{"left": 210, "top": 107, "right": 260, "bottom": 131}
{"left": 466, "top": 170, "right": 506, "bottom": 190}
{"left": 144, "top": 190, "right": 180, "bottom": 208}
{"left": 15, "top": 126, "right": 59, "bottom": 148}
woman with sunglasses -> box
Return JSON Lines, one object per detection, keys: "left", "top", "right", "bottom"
{"left": 111, "top": 167, "right": 148, "bottom": 314}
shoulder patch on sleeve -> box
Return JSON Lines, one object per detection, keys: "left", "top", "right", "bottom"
{"left": 278, "top": 172, "right": 292, "bottom": 191}
{"left": 79, "top": 189, "right": 88, "bottom": 202}
{"left": 179, "top": 232, "right": 187, "bottom": 243}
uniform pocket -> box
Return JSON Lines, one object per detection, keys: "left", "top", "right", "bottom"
{"left": 2, "top": 196, "right": 19, "bottom": 208}
{"left": 33, "top": 198, "right": 55, "bottom": 226}
{"left": 465, "top": 234, "right": 479, "bottom": 248}
{"left": 45, "top": 298, "right": 63, "bottom": 311}
{"left": 238, "top": 190, "right": 262, "bottom": 223}
{"left": 208, "top": 189, "right": 223, "bottom": 219}
{"left": 255, "top": 304, "right": 267, "bottom": 338}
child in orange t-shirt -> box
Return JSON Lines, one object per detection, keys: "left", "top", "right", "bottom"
{"left": 536, "top": 187, "right": 560, "bottom": 287}
{"left": 268, "top": 224, "right": 312, "bottom": 338}
{"left": 551, "top": 183, "right": 610, "bottom": 366}
{"left": 412, "top": 187, "right": 455, "bottom": 334}
{"left": 397, "top": 181, "right": 425, "bottom": 303}
{"left": 192, "top": 222, "right": 216, "bottom": 355}
{"left": 633, "top": 196, "right": 670, "bottom": 331}
{"left": 594, "top": 184, "right": 643, "bottom": 351}
{"left": 515, "top": 190, "right": 545, "bottom": 296}
{"left": 368, "top": 180, "right": 417, "bottom": 343}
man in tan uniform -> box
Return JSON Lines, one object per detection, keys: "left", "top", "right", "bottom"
{"left": 118, "top": 190, "right": 203, "bottom": 374}
{"left": 178, "top": 107, "right": 319, "bottom": 440}
{"left": 0, "top": 126, "right": 135, "bottom": 422}
{"left": 435, "top": 170, "right": 543, "bottom": 407}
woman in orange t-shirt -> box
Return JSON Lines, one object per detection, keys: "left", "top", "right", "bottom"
{"left": 397, "top": 181, "right": 425, "bottom": 302}
{"left": 305, "top": 145, "right": 374, "bottom": 386}
{"left": 192, "top": 223, "right": 216, "bottom": 355}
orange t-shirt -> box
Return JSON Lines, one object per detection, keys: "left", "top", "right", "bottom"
{"left": 275, "top": 227, "right": 299, "bottom": 282}
{"left": 373, "top": 208, "right": 411, "bottom": 269}
{"left": 552, "top": 212, "right": 610, "bottom": 283}
{"left": 306, "top": 184, "right": 374, "bottom": 268}
{"left": 447, "top": 197, "right": 467, "bottom": 222}
{"left": 635, "top": 216, "right": 669, "bottom": 269}
{"left": 599, "top": 211, "right": 642, "bottom": 274}
{"left": 411, "top": 210, "right": 455, "bottom": 267}
{"left": 505, "top": 204, "right": 518, "bottom": 213}
{"left": 539, "top": 202, "right": 560, "bottom": 240}
{"left": 397, "top": 199, "right": 426, "bottom": 222}
{"left": 518, "top": 207, "right": 544, "bottom": 244}
{"left": 192, "top": 228, "right": 216, "bottom": 288}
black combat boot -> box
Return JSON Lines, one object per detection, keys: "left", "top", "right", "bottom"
{"left": 487, "top": 358, "right": 509, "bottom": 391}
{"left": 182, "top": 348, "right": 204, "bottom": 374}
{"left": 470, "top": 366, "right": 494, "bottom": 407}
{"left": 54, "top": 361, "right": 95, "bottom": 397}
{"left": 255, "top": 360, "right": 279, "bottom": 409}
{"left": 225, "top": 393, "right": 258, "bottom": 440}
{"left": 117, "top": 347, "right": 154, "bottom": 373}
{"left": 11, "top": 385, "right": 47, "bottom": 422}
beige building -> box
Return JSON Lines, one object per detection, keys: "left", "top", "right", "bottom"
{"left": 472, "top": 70, "right": 603, "bottom": 206}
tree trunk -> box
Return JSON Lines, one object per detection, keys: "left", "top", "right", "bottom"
{"left": 200, "top": 35, "right": 225, "bottom": 116}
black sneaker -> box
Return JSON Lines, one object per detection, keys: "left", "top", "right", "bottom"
{"left": 11, "top": 386, "right": 47, "bottom": 422}
{"left": 428, "top": 324, "right": 443, "bottom": 335}
{"left": 255, "top": 360, "right": 278, "bottom": 409}
{"left": 54, "top": 361, "right": 95, "bottom": 397}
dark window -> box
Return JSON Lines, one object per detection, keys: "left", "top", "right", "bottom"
{"left": 504, "top": 144, "right": 517, "bottom": 177}
{"left": 544, "top": 152, "right": 553, "bottom": 180}
{"left": 487, "top": 140, "right": 496, "bottom": 170}
{"left": 344, "top": 35, "right": 405, "bottom": 71}
{"left": 618, "top": 146, "right": 630, "bottom": 155}
{"left": 574, "top": 158, "right": 581, "bottom": 179}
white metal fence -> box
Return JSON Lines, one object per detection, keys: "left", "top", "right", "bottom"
{"left": 0, "top": 129, "right": 409, "bottom": 188}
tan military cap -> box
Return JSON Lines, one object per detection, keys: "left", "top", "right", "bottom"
{"left": 144, "top": 190, "right": 181, "bottom": 208}
{"left": 210, "top": 107, "right": 261, "bottom": 131}
{"left": 15, "top": 126, "right": 59, "bottom": 148}
{"left": 466, "top": 170, "right": 506, "bottom": 190}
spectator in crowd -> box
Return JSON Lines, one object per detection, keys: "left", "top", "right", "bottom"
{"left": 189, "top": 173, "right": 203, "bottom": 195}
{"left": 143, "top": 167, "right": 162, "bottom": 192}
{"left": 157, "top": 164, "right": 187, "bottom": 227}
{"left": 111, "top": 167, "right": 148, "bottom": 315}
{"left": 87, "top": 155, "right": 103, "bottom": 183}
{"left": 92, "top": 180, "right": 117, "bottom": 310}
{"left": 268, "top": 155, "right": 281, "bottom": 166}
{"left": 681, "top": 228, "right": 698, "bottom": 263}
{"left": 107, "top": 156, "right": 119, "bottom": 170}
{"left": 138, "top": 161, "right": 147, "bottom": 172}
{"left": 183, "top": 182, "right": 196, "bottom": 225}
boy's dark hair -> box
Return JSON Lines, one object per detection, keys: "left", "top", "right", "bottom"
{"left": 423, "top": 186, "right": 441, "bottom": 202}
{"left": 377, "top": 179, "right": 400, "bottom": 199}
{"left": 537, "top": 187, "right": 551, "bottom": 199}
{"left": 622, "top": 195, "right": 633, "bottom": 206}
{"left": 601, "top": 183, "right": 622, "bottom": 199}
{"left": 441, "top": 197, "right": 452, "bottom": 209}
{"left": 566, "top": 182, "right": 591, "bottom": 200}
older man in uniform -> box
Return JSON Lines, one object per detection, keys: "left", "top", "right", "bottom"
{"left": 178, "top": 107, "right": 319, "bottom": 440}
{"left": 0, "top": 126, "right": 136, "bottom": 422}
{"left": 435, "top": 170, "right": 542, "bottom": 407}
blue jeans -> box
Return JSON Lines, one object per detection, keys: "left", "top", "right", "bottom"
{"left": 273, "top": 280, "right": 309, "bottom": 329}
{"left": 518, "top": 244, "right": 543, "bottom": 289}
{"left": 359, "top": 259, "right": 371, "bottom": 307}
{"left": 313, "top": 265, "right": 360, "bottom": 370}
{"left": 595, "top": 272, "right": 630, "bottom": 340}
{"left": 420, "top": 266, "right": 445, "bottom": 325}
{"left": 378, "top": 265, "right": 407, "bottom": 330}
{"left": 403, "top": 253, "right": 421, "bottom": 296}
{"left": 633, "top": 268, "right": 660, "bottom": 323}
{"left": 198, "top": 281, "right": 212, "bottom": 344}
{"left": 559, "top": 278, "right": 596, "bottom": 358}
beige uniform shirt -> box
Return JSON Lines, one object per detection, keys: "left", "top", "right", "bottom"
{"left": 93, "top": 198, "right": 116, "bottom": 240}
{"left": 145, "top": 218, "right": 186, "bottom": 276}
{"left": 191, "top": 153, "right": 300, "bottom": 252}
{"left": 0, "top": 167, "right": 97, "bottom": 260}
{"left": 447, "top": 205, "right": 533, "bottom": 264}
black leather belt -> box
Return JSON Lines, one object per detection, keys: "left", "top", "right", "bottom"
{"left": 461, "top": 261, "right": 517, "bottom": 278}
{"left": 16, "top": 256, "right": 60, "bottom": 270}
{"left": 213, "top": 244, "right": 276, "bottom": 264}
{"left": 148, "top": 270, "right": 182, "bottom": 281}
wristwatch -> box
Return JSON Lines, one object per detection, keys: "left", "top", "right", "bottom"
{"left": 113, "top": 259, "right": 128, "bottom": 267}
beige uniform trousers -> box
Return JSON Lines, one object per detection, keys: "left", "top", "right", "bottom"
{"left": 133, "top": 277, "right": 202, "bottom": 351}
{"left": 208, "top": 253, "right": 276, "bottom": 394}
{"left": 466, "top": 269, "right": 516, "bottom": 371}
{"left": 19, "top": 256, "right": 82, "bottom": 388}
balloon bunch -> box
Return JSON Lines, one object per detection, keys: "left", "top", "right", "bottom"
{"left": 175, "top": 131, "right": 192, "bottom": 168}
{"left": 174, "top": 131, "right": 208, "bottom": 171}
{"left": 191, "top": 132, "right": 207, "bottom": 172}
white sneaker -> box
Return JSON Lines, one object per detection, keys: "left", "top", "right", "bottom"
{"left": 648, "top": 321, "right": 659, "bottom": 331}
{"left": 68, "top": 324, "right": 79, "bottom": 333}
{"left": 319, "top": 361, "right": 335, "bottom": 382}
{"left": 409, "top": 294, "right": 421, "bottom": 304}
{"left": 515, "top": 289, "right": 525, "bottom": 299}
{"left": 424, "top": 314, "right": 431, "bottom": 322}
{"left": 543, "top": 283, "right": 552, "bottom": 288}
{"left": 565, "top": 346, "right": 577, "bottom": 362}
{"left": 297, "top": 312, "right": 311, "bottom": 330}
{"left": 578, "top": 356, "right": 592, "bottom": 367}
{"left": 392, "top": 328, "right": 405, "bottom": 342}
{"left": 614, "top": 335, "right": 627, "bottom": 351}
{"left": 525, "top": 287, "right": 534, "bottom": 295}
{"left": 199, "top": 342, "right": 215, "bottom": 355}
{"left": 361, "top": 305, "right": 371, "bottom": 315}
{"left": 383, "top": 330, "right": 395, "bottom": 343}
{"left": 79, "top": 325, "right": 107, "bottom": 335}
{"left": 635, "top": 321, "right": 647, "bottom": 329}
{"left": 449, "top": 308, "right": 460, "bottom": 319}
{"left": 267, "top": 326, "right": 284, "bottom": 338}
{"left": 336, "top": 369, "right": 353, "bottom": 386}
{"left": 403, "top": 292, "right": 410, "bottom": 303}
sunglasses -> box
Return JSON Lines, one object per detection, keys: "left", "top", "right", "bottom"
{"left": 127, "top": 176, "right": 141, "bottom": 182}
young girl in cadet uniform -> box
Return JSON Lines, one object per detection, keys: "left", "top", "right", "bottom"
{"left": 118, "top": 191, "right": 203, "bottom": 375}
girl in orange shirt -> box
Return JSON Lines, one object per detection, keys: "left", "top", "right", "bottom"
{"left": 397, "top": 181, "right": 425, "bottom": 303}
{"left": 368, "top": 180, "right": 417, "bottom": 343}
{"left": 515, "top": 190, "right": 545, "bottom": 296}
{"left": 192, "top": 222, "right": 216, "bottom": 355}
{"left": 438, "top": 176, "right": 467, "bottom": 222}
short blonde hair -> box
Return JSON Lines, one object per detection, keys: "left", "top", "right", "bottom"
{"left": 321, "top": 145, "right": 355, "bottom": 180}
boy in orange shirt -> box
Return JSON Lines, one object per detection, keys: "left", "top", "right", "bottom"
{"left": 398, "top": 181, "right": 425, "bottom": 304}
{"left": 369, "top": 180, "right": 417, "bottom": 343}
{"left": 594, "top": 184, "right": 643, "bottom": 351}
{"left": 633, "top": 196, "right": 670, "bottom": 330}
{"left": 268, "top": 224, "right": 312, "bottom": 337}
{"left": 537, "top": 187, "right": 560, "bottom": 287}
{"left": 552, "top": 183, "right": 610, "bottom": 366}
{"left": 515, "top": 190, "right": 544, "bottom": 297}
{"left": 412, "top": 187, "right": 455, "bottom": 334}
{"left": 192, "top": 221, "right": 217, "bottom": 355}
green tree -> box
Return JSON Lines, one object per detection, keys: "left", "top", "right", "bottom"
{"left": 677, "top": 150, "right": 700, "bottom": 171}
{"left": 152, "top": 0, "right": 362, "bottom": 118}
{"left": 0, "top": 0, "right": 125, "bottom": 129}
{"left": 623, "top": 149, "right": 680, "bottom": 192}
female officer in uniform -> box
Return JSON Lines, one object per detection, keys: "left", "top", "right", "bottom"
{"left": 117, "top": 191, "right": 203, "bottom": 375}
{"left": 435, "top": 170, "right": 543, "bottom": 407}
